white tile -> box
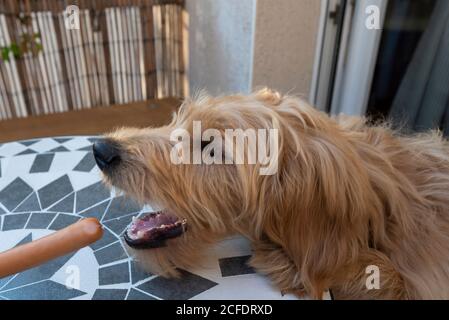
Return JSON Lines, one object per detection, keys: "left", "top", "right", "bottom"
{"left": 63, "top": 137, "right": 93, "bottom": 151}
{"left": 0, "top": 142, "right": 26, "bottom": 158}
{"left": 184, "top": 237, "right": 252, "bottom": 283}
{"left": 68, "top": 171, "right": 103, "bottom": 191}
{"left": 0, "top": 230, "right": 32, "bottom": 253}
{"left": 28, "top": 138, "right": 59, "bottom": 153}
{"left": 2, "top": 154, "right": 35, "bottom": 177}
{"left": 51, "top": 247, "right": 99, "bottom": 300}
{"left": 192, "top": 273, "right": 299, "bottom": 300}
{"left": 20, "top": 172, "right": 67, "bottom": 191}
{"left": 51, "top": 151, "right": 86, "bottom": 173}
{"left": 212, "top": 236, "right": 252, "bottom": 259}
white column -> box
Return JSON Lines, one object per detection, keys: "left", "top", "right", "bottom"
{"left": 186, "top": 0, "right": 256, "bottom": 95}
{"left": 186, "top": 0, "right": 321, "bottom": 99}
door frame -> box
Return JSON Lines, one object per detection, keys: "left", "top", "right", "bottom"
{"left": 310, "top": 0, "right": 389, "bottom": 116}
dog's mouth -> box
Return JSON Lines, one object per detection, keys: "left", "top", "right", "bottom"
{"left": 124, "top": 210, "right": 187, "bottom": 249}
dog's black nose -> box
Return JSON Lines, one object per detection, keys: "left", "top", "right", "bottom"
{"left": 93, "top": 139, "right": 121, "bottom": 171}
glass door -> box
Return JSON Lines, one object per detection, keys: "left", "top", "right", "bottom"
{"left": 367, "top": 0, "right": 448, "bottom": 135}
{"left": 313, "top": 0, "right": 449, "bottom": 136}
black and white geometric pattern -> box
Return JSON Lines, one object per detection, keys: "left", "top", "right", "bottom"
{"left": 0, "top": 136, "right": 316, "bottom": 300}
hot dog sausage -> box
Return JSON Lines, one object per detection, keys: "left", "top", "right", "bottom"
{"left": 0, "top": 218, "right": 103, "bottom": 278}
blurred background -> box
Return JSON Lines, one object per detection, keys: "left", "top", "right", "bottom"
{"left": 0, "top": 0, "right": 448, "bottom": 141}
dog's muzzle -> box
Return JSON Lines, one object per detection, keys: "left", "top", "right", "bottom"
{"left": 93, "top": 139, "right": 121, "bottom": 171}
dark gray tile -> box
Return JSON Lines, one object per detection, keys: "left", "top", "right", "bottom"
{"left": 91, "top": 289, "right": 128, "bottom": 300}
{"left": 131, "top": 260, "right": 152, "bottom": 284}
{"left": 0, "top": 233, "right": 33, "bottom": 289}
{"left": 53, "top": 137, "right": 72, "bottom": 144}
{"left": 0, "top": 205, "right": 4, "bottom": 214}
{"left": 48, "top": 146, "right": 70, "bottom": 152}
{"left": 103, "top": 214, "right": 134, "bottom": 235}
{"left": 1, "top": 251, "right": 75, "bottom": 290}
{"left": 2, "top": 213, "right": 30, "bottom": 231}
{"left": 0, "top": 178, "right": 33, "bottom": 211}
{"left": 137, "top": 270, "right": 218, "bottom": 300}
{"left": 78, "top": 199, "right": 110, "bottom": 220}
{"left": 77, "top": 145, "right": 93, "bottom": 151}
{"left": 0, "top": 159, "right": 2, "bottom": 178}
{"left": 75, "top": 182, "right": 110, "bottom": 212}
{"left": 0, "top": 277, "right": 12, "bottom": 291}
{"left": 73, "top": 152, "right": 96, "bottom": 172}
{"left": 15, "top": 148, "right": 37, "bottom": 155}
{"left": 218, "top": 255, "right": 255, "bottom": 277}
{"left": 94, "top": 242, "right": 127, "bottom": 265}
{"left": 48, "top": 193, "right": 74, "bottom": 213}
{"left": 26, "top": 212, "right": 56, "bottom": 229}
{"left": 103, "top": 196, "right": 142, "bottom": 221}
{"left": 98, "top": 261, "right": 130, "bottom": 285}
{"left": 126, "top": 289, "right": 156, "bottom": 300}
{"left": 38, "top": 175, "right": 73, "bottom": 209}
{"left": 48, "top": 214, "right": 80, "bottom": 230}
{"left": 0, "top": 280, "right": 86, "bottom": 300}
{"left": 90, "top": 225, "right": 116, "bottom": 250}
{"left": 19, "top": 139, "right": 38, "bottom": 146}
{"left": 30, "top": 153, "right": 55, "bottom": 173}
{"left": 13, "top": 192, "right": 41, "bottom": 212}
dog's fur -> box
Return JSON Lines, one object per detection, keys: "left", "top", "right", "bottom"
{"left": 102, "top": 89, "right": 449, "bottom": 299}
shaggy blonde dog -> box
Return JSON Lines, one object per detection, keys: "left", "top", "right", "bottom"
{"left": 94, "top": 89, "right": 449, "bottom": 300}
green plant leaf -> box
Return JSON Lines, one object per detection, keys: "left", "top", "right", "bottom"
{"left": 1, "top": 47, "right": 10, "bottom": 62}
{"left": 10, "top": 43, "right": 21, "bottom": 58}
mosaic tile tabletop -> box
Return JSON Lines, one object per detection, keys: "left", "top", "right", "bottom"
{"left": 0, "top": 136, "right": 315, "bottom": 300}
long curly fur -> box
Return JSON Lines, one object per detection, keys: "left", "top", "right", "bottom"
{"left": 101, "top": 89, "right": 449, "bottom": 299}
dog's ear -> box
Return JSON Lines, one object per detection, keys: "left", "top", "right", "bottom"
{"left": 255, "top": 125, "right": 376, "bottom": 298}
{"left": 253, "top": 88, "right": 283, "bottom": 106}
{"left": 290, "top": 133, "right": 377, "bottom": 298}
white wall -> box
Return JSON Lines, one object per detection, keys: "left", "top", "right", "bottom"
{"left": 186, "top": 0, "right": 321, "bottom": 98}
{"left": 186, "top": 0, "right": 256, "bottom": 95}
{"left": 251, "top": 0, "right": 321, "bottom": 97}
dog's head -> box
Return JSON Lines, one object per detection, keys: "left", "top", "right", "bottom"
{"left": 93, "top": 89, "right": 371, "bottom": 281}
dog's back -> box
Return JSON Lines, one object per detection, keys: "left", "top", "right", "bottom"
{"left": 337, "top": 114, "right": 449, "bottom": 299}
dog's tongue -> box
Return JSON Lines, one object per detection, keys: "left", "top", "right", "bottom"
{"left": 124, "top": 211, "right": 187, "bottom": 249}
{"left": 131, "top": 212, "right": 179, "bottom": 233}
